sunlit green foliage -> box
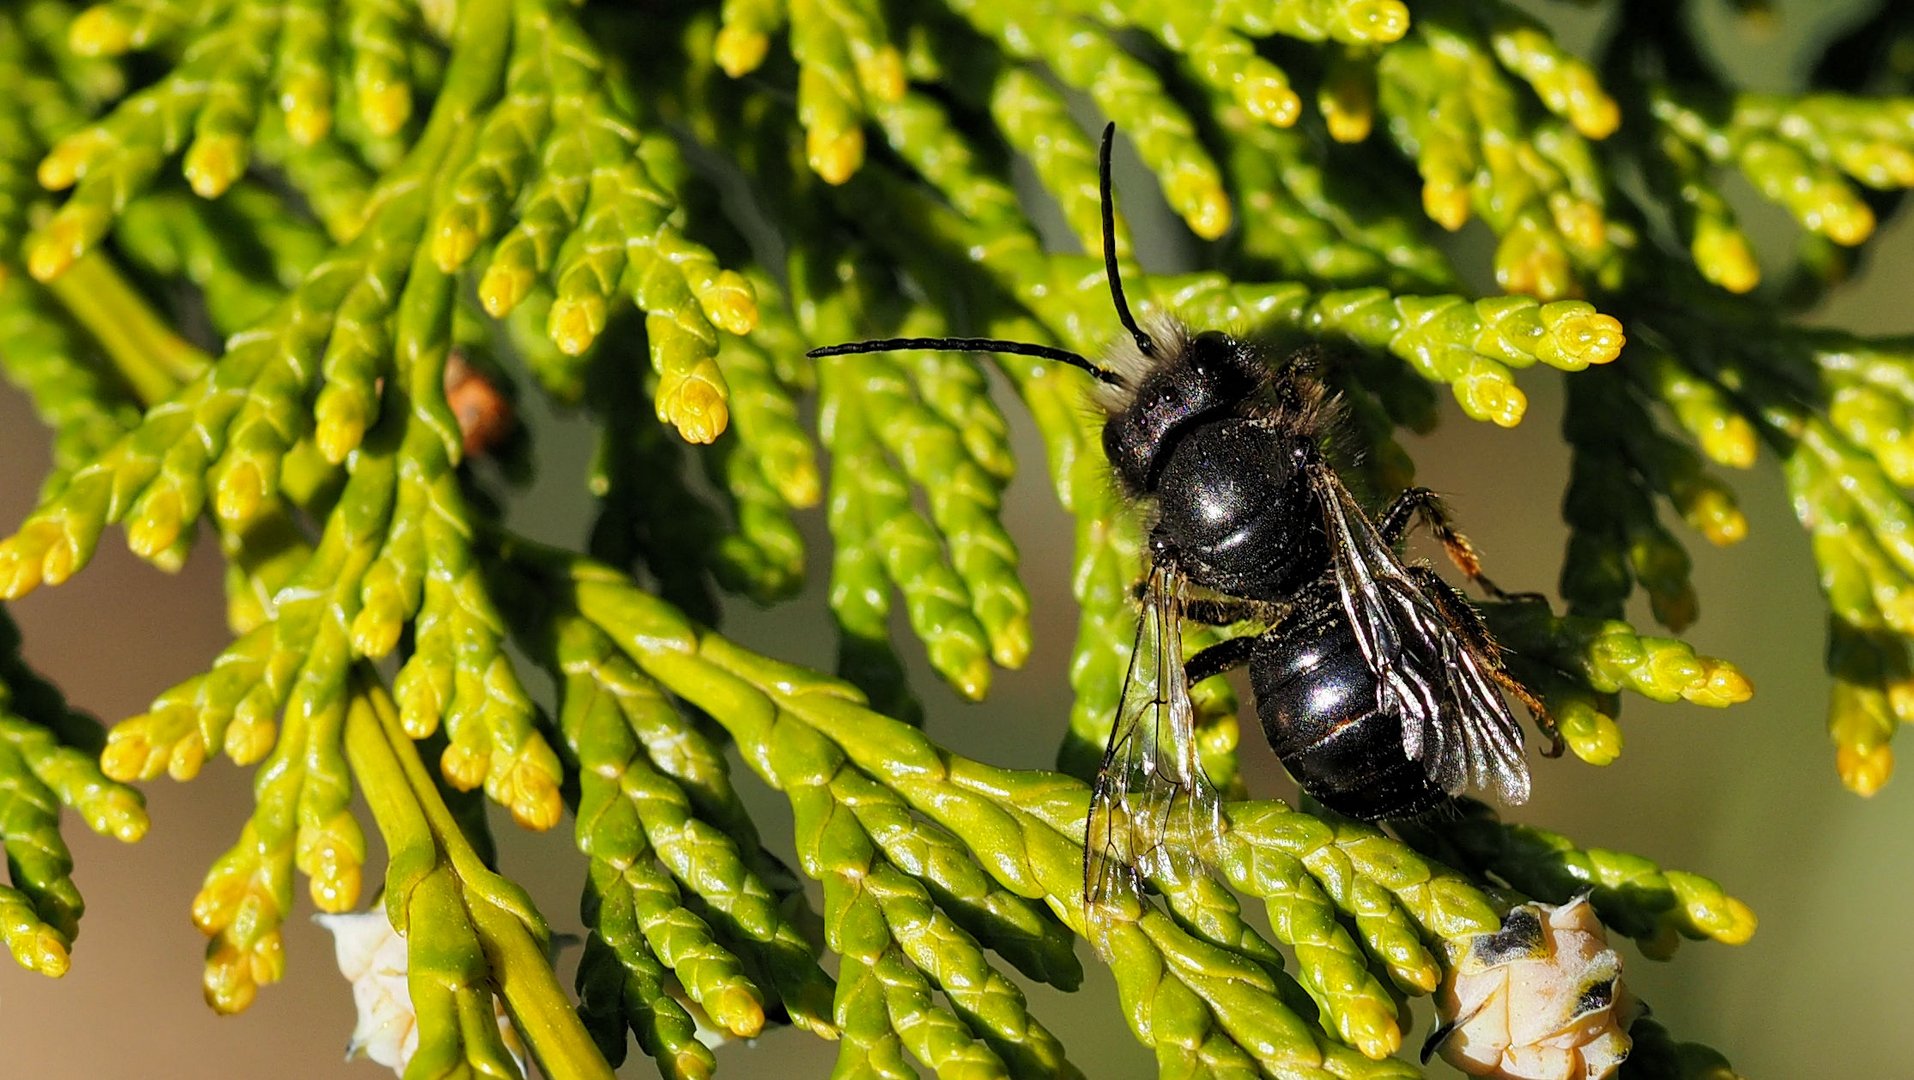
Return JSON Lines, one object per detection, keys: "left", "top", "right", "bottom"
{"left": 5, "top": 1, "right": 1913, "bottom": 1077}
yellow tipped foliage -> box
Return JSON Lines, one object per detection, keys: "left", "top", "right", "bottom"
{"left": 21, "top": 1, "right": 1914, "bottom": 1075}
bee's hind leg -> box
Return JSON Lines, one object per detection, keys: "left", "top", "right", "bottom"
{"left": 1182, "top": 595, "right": 1288, "bottom": 626}
{"left": 1129, "top": 578, "right": 1289, "bottom": 628}
{"left": 1407, "top": 565, "right": 1566, "bottom": 757}
{"left": 1184, "top": 634, "right": 1259, "bottom": 687}
{"left": 1379, "top": 488, "right": 1539, "bottom": 603}
{"left": 1384, "top": 492, "right": 1560, "bottom": 748}
{"left": 1176, "top": 597, "right": 1283, "bottom": 690}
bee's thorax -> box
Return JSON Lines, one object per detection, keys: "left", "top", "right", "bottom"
{"left": 1148, "top": 419, "right": 1329, "bottom": 599}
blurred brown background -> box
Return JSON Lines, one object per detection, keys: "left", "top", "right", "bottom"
{"left": 4, "top": 2, "right": 1913, "bottom": 1077}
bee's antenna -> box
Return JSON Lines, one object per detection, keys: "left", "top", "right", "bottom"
{"left": 1099, "top": 122, "right": 1156, "bottom": 359}
{"left": 807, "top": 336, "right": 1123, "bottom": 385}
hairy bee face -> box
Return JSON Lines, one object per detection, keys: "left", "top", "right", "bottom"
{"left": 1100, "top": 329, "right": 1266, "bottom": 495}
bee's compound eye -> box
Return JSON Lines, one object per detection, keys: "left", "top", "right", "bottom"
{"left": 1186, "top": 331, "right": 1262, "bottom": 398}
{"left": 1188, "top": 331, "right": 1236, "bottom": 368}
{"left": 1104, "top": 332, "right": 1261, "bottom": 495}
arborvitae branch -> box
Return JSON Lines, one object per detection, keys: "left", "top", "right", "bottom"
{"left": 20, "top": 1, "right": 1914, "bottom": 1077}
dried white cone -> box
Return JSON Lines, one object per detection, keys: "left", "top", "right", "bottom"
{"left": 1427, "top": 896, "right": 1638, "bottom": 1080}
{"left": 315, "top": 910, "right": 527, "bottom": 1075}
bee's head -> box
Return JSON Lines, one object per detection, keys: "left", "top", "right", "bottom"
{"left": 805, "top": 124, "right": 1302, "bottom": 493}
{"left": 1100, "top": 329, "right": 1269, "bottom": 494}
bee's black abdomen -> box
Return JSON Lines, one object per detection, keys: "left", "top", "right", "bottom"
{"left": 1249, "top": 593, "right": 1449, "bottom": 820}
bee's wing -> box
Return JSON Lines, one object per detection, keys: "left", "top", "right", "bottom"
{"left": 1304, "top": 463, "right": 1531, "bottom": 806}
{"left": 1082, "top": 562, "right": 1222, "bottom": 919}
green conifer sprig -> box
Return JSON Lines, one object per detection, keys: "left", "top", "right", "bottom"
{"left": 1621, "top": 1015, "right": 1745, "bottom": 1080}
{"left": 114, "top": 185, "right": 334, "bottom": 334}
{"left": 0, "top": 605, "right": 146, "bottom": 978}
{"left": 8, "top": 262, "right": 583, "bottom": 1042}
{"left": 937, "top": 0, "right": 1234, "bottom": 240}
{"left": 1483, "top": 595, "right": 1750, "bottom": 766}
{"left": 68, "top": 0, "right": 209, "bottom": 59}
{"left": 1378, "top": 1, "right": 1619, "bottom": 300}
{"left": 1415, "top": 799, "right": 1757, "bottom": 958}
{"left": 1621, "top": 299, "right": 1914, "bottom": 790}
{"left": 344, "top": 668, "right": 613, "bottom": 1080}
{"left": 586, "top": 351, "right": 743, "bottom": 628}
{"left": 538, "top": 602, "right": 838, "bottom": 1063}
{"left": 1207, "top": 92, "right": 1458, "bottom": 294}
{"left": 808, "top": 270, "right": 1026, "bottom": 705}
{"left": 544, "top": 550, "right": 1746, "bottom": 1077}
{"left": 1560, "top": 365, "right": 1750, "bottom": 634}
{"left": 0, "top": 279, "right": 138, "bottom": 495}
{"left": 1647, "top": 88, "right": 1914, "bottom": 292}
{"left": 555, "top": 550, "right": 1428, "bottom": 1077}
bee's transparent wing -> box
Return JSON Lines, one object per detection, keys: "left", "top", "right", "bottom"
{"left": 1305, "top": 464, "right": 1530, "bottom": 805}
{"left": 1082, "top": 562, "right": 1223, "bottom": 921}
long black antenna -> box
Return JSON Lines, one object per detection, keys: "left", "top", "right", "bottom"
{"left": 1099, "top": 122, "right": 1155, "bottom": 359}
{"left": 807, "top": 336, "right": 1122, "bottom": 385}
{"left": 800, "top": 125, "right": 1161, "bottom": 388}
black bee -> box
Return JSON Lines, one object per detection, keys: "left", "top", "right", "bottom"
{"left": 808, "top": 124, "right": 1542, "bottom": 912}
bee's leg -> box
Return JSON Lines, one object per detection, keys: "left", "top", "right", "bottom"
{"left": 1185, "top": 634, "right": 1258, "bottom": 686}
{"left": 1379, "top": 488, "right": 1538, "bottom": 602}
{"left": 1378, "top": 487, "right": 1486, "bottom": 580}
{"left": 1407, "top": 565, "right": 1565, "bottom": 756}
{"left": 1183, "top": 596, "right": 1288, "bottom": 626}
{"left": 1128, "top": 579, "right": 1287, "bottom": 626}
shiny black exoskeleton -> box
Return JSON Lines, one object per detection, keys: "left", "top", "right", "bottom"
{"left": 1248, "top": 581, "right": 1452, "bottom": 819}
